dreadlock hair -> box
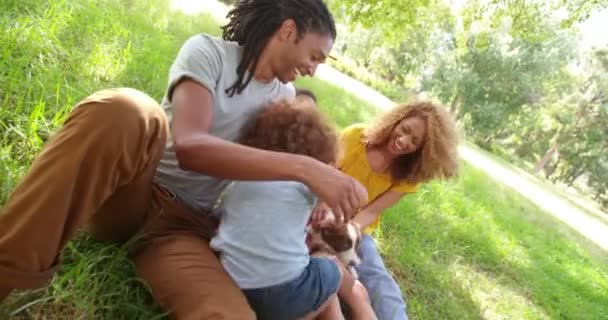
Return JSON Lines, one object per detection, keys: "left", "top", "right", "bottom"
{"left": 222, "top": 0, "right": 337, "bottom": 97}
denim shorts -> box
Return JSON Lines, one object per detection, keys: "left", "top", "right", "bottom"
{"left": 242, "top": 257, "right": 341, "bottom": 320}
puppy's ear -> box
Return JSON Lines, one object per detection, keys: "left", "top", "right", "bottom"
{"left": 322, "top": 226, "right": 353, "bottom": 252}
{"left": 320, "top": 227, "right": 336, "bottom": 238}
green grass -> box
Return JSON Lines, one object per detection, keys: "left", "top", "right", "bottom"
{"left": 379, "top": 163, "right": 608, "bottom": 319}
{"left": 1, "top": 0, "right": 608, "bottom": 319}
{"left": 464, "top": 142, "right": 608, "bottom": 226}
{"left": 0, "top": 0, "right": 219, "bottom": 317}
{"left": 0, "top": 0, "right": 220, "bottom": 205}
{"left": 295, "top": 77, "right": 380, "bottom": 129}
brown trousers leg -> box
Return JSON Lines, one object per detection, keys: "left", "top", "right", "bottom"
{"left": 132, "top": 188, "right": 256, "bottom": 320}
{"left": 0, "top": 88, "right": 168, "bottom": 296}
{"left": 0, "top": 88, "right": 255, "bottom": 319}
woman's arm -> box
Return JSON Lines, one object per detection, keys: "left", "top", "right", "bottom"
{"left": 171, "top": 80, "right": 368, "bottom": 220}
{"left": 352, "top": 190, "right": 405, "bottom": 231}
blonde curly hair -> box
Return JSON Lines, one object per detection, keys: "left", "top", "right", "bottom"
{"left": 363, "top": 100, "right": 459, "bottom": 184}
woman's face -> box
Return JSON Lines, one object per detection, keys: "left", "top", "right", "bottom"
{"left": 386, "top": 116, "right": 427, "bottom": 156}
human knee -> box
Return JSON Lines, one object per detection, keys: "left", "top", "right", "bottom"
{"left": 353, "top": 280, "right": 371, "bottom": 302}
{"left": 175, "top": 303, "right": 256, "bottom": 320}
{"left": 0, "top": 262, "right": 59, "bottom": 295}
{"left": 73, "top": 88, "right": 167, "bottom": 142}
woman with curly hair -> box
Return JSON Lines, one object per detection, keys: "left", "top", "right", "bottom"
{"left": 210, "top": 98, "right": 376, "bottom": 320}
{"left": 313, "top": 100, "right": 459, "bottom": 320}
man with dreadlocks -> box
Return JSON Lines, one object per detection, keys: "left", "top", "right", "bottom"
{"left": 0, "top": 0, "right": 368, "bottom": 319}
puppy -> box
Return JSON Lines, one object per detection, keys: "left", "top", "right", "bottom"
{"left": 306, "top": 210, "right": 362, "bottom": 278}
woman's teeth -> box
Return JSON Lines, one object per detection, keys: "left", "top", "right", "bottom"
{"left": 393, "top": 139, "right": 405, "bottom": 151}
{"left": 394, "top": 140, "right": 403, "bottom": 151}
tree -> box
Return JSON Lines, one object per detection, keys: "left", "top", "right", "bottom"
{"left": 423, "top": 18, "right": 576, "bottom": 144}
{"left": 332, "top": 0, "right": 608, "bottom": 45}
{"left": 330, "top": 0, "right": 608, "bottom": 207}
{"left": 545, "top": 49, "right": 608, "bottom": 204}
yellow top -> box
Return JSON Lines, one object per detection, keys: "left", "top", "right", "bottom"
{"left": 338, "top": 124, "right": 418, "bottom": 232}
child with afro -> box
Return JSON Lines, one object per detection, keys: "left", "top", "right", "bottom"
{"left": 210, "top": 97, "right": 376, "bottom": 320}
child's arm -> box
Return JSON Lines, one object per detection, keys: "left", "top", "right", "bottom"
{"left": 352, "top": 190, "right": 405, "bottom": 231}
{"left": 309, "top": 202, "right": 333, "bottom": 227}
{"left": 335, "top": 259, "right": 378, "bottom": 320}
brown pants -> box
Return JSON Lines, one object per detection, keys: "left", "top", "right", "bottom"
{"left": 0, "top": 88, "right": 255, "bottom": 319}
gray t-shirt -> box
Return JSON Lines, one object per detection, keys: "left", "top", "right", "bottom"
{"left": 210, "top": 181, "right": 316, "bottom": 289}
{"left": 154, "top": 34, "right": 295, "bottom": 211}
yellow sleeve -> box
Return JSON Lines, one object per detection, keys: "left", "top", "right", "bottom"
{"left": 338, "top": 124, "right": 366, "bottom": 168}
{"left": 390, "top": 181, "right": 418, "bottom": 194}
{"left": 340, "top": 124, "right": 366, "bottom": 150}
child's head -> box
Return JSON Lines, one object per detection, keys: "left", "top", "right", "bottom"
{"left": 240, "top": 99, "right": 338, "bottom": 164}
{"left": 364, "top": 100, "right": 459, "bottom": 184}
{"left": 294, "top": 88, "right": 317, "bottom": 107}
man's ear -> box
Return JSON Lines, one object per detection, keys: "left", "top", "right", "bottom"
{"left": 278, "top": 18, "right": 298, "bottom": 42}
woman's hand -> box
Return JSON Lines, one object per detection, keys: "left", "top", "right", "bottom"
{"left": 351, "top": 190, "right": 406, "bottom": 231}
{"left": 300, "top": 161, "right": 368, "bottom": 223}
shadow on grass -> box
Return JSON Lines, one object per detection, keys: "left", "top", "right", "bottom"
{"left": 483, "top": 189, "right": 608, "bottom": 318}
{"left": 4, "top": 233, "right": 167, "bottom": 319}
{"left": 456, "top": 164, "right": 608, "bottom": 319}
{"left": 379, "top": 163, "right": 608, "bottom": 319}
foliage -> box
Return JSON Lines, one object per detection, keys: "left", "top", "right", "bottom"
{"left": 328, "top": 0, "right": 452, "bottom": 45}
{"left": 546, "top": 49, "right": 608, "bottom": 205}
{"left": 333, "top": 0, "right": 608, "bottom": 44}
{"left": 423, "top": 26, "right": 577, "bottom": 144}
{"left": 327, "top": 54, "right": 411, "bottom": 102}
{"left": 328, "top": 0, "right": 608, "bottom": 209}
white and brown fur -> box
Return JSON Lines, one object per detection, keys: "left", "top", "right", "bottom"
{"left": 306, "top": 210, "right": 363, "bottom": 278}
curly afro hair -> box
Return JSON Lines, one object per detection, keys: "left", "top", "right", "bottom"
{"left": 240, "top": 99, "right": 338, "bottom": 164}
{"left": 364, "top": 100, "right": 459, "bottom": 184}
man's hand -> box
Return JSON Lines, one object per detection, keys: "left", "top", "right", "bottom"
{"left": 302, "top": 162, "right": 368, "bottom": 223}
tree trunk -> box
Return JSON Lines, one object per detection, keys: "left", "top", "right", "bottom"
{"left": 533, "top": 145, "right": 558, "bottom": 174}
{"left": 450, "top": 92, "right": 462, "bottom": 114}
{"left": 545, "top": 162, "right": 557, "bottom": 179}
{"left": 567, "top": 169, "right": 584, "bottom": 187}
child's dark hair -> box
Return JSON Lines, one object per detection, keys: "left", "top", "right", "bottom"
{"left": 295, "top": 88, "right": 317, "bottom": 103}
{"left": 222, "top": 0, "right": 336, "bottom": 97}
{"left": 240, "top": 100, "right": 338, "bottom": 164}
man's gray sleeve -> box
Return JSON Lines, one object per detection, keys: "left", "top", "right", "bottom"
{"left": 166, "top": 34, "right": 223, "bottom": 100}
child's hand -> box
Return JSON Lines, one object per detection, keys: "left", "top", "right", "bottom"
{"left": 309, "top": 202, "right": 331, "bottom": 228}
